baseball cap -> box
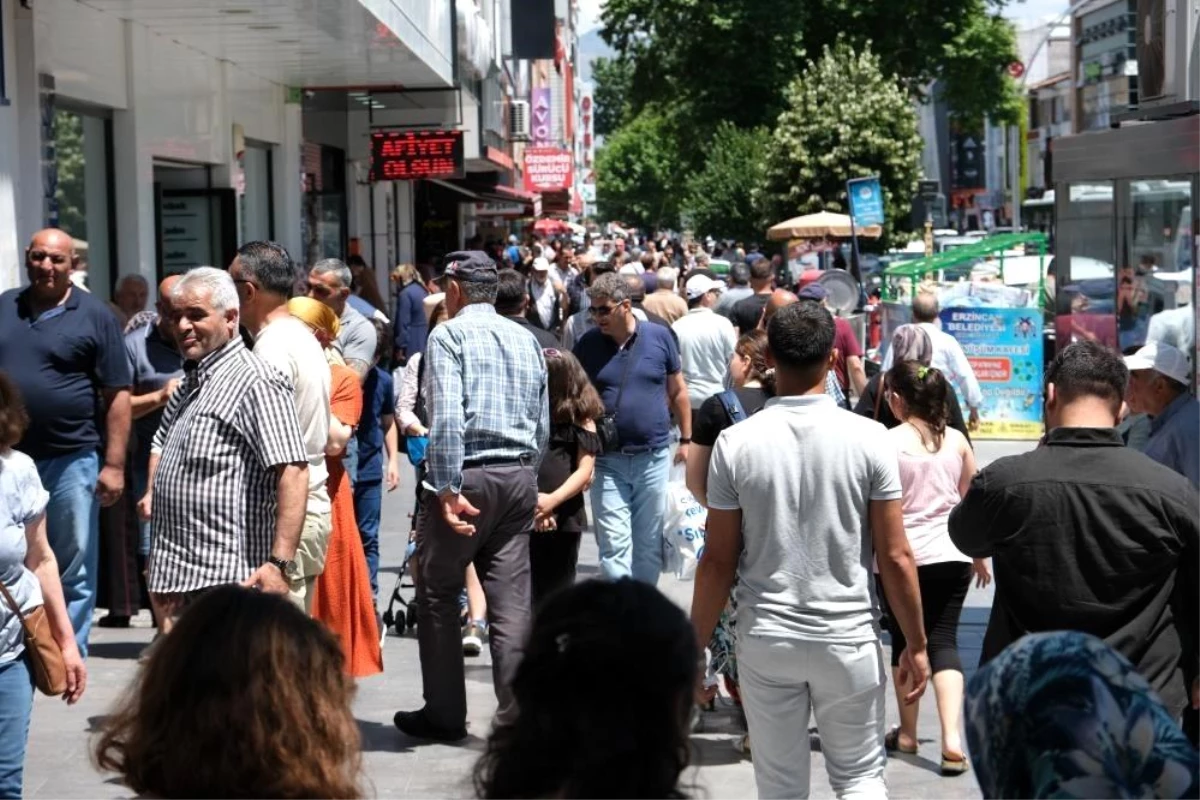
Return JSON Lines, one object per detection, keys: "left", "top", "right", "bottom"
{"left": 507, "top": 234, "right": 519, "bottom": 244}
{"left": 685, "top": 274, "right": 725, "bottom": 300}
{"left": 434, "top": 250, "right": 498, "bottom": 283}
{"left": 797, "top": 283, "right": 828, "bottom": 301}
{"left": 1124, "top": 341, "right": 1192, "bottom": 385}
{"left": 532, "top": 257, "right": 551, "bottom": 272}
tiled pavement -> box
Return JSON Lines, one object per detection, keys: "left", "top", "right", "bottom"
{"left": 25, "top": 442, "right": 1026, "bottom": 799}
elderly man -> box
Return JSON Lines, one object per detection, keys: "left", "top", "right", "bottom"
{"left": 139, "top": 268, "right": 308, "bottom": 633}
{"left": 111, "top": 274, "right": 150, "bottom": 328}
{"left": 673, "top": 274, "right": 736, "bottom": 410}
{"left": 574, "top": 272, "right": 691, "bottom": 583}
{"left": 526, "top": 256, "right": 565, "bottom": 334}
{"left": 394, "top": 251, "right": 548, "bottom": 743}
{"left": 644, "top": 266, "right": 688, "bottom": 324}
{"left": 230, "top": 242, "right": 332, "bottom": 613}
{"left": 307, "top": 257, "right": 378, "bottom": 380}
{"left": 0, "top": 228, "right": 132, "bottom": 654}
{"left": 1125, "top": 341, "right": 1198, "bottom": 487}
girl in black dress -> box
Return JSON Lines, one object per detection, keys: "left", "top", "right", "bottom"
{"left": 530, "top": 349, "right": 605, "bottom": 607}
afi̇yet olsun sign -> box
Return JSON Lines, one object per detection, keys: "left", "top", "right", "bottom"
{"left": 370, "top": 130, "right": 465, "bottom": 181}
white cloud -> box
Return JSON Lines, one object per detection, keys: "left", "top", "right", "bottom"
{"left": 577, "top": 0, "right": 606, "bottom": 34}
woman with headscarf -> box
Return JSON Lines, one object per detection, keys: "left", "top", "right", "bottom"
{"left": 854, "top": 324, "right": 971, "bottom": 439}
{"left": 966, "top": 631, "right": 1199, "bottom": 799}
{"left": 287, "top": 297, "right": 382, "bottom": 677}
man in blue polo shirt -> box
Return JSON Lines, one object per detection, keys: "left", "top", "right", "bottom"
{"left": 574, "top": 272, "right": 692, "bottom": 583}
{"left": 0, "top": 228, "right": 132, "bottom": 655}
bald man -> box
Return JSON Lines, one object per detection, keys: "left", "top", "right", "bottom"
{"left": 761, "top": 288, "right": 799, "bottom": 328}
{"left": 0, "top": 228, "right": 133, "bottom": 654}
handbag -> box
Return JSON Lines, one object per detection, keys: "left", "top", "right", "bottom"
{"left": 597, "top": 329, "right": 641, "bottom": 454}
{"left": 405, "top": 434, "right": 429, "bottom": 467}
{"left": 0, "top": 580, "right": 67, "bottom": 696}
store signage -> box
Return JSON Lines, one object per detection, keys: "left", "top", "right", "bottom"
{"left": 532, "top": 88, "right": 552, "bottom": 147}
{"left": 475, "top": 202, "right": 526, "bottom": 217}
{"left": 846, "top": 176, "right": 884, "bottom": 227}
{"left": 579, "top": 88, "right": 595, "bottom": 168}
{"left": 523, "top": 147, "right": 573, "bottom": 193}
{"left": 369, "top": 129, "right": 464, "bottom": 182}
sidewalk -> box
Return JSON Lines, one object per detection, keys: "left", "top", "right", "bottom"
{"left": 24, "top": 442, "right": 1023, "bottom": 799}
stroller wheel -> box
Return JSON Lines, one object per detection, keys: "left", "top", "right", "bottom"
{"left": 393, "top": 615, "right": 406, "bottom": 636}
{"left": 382, "top": 609, "right": 395, "bottom": 628}
{"left": 405, "top": 604, "right": 418, "bottom": 635}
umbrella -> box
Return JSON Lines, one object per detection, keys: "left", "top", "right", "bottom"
{"left": 767, "top": 211, "right": 883, "bottom": 241}
{"left": 532, "top": 218, "right": 571, "bottom": 236}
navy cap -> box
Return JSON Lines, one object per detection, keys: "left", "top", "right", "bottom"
{"left": 436, "top": 250, "right": 498, "bottom": 283}
{"left": 797, "top": 283, "right": 827, "bottom": 301}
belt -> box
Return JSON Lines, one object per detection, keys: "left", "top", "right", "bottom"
{"left": 463, "top": 454, "right": 534, "bottom": 469}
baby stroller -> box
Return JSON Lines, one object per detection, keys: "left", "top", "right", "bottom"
{"left": 381, "top": 534, "right": 419, "bottom": 636}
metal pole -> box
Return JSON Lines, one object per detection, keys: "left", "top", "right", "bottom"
{"left": 1011, "top": 125, "right": 1022, "bottom": 231}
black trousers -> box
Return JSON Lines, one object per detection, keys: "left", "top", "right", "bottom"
{"left": 879, "top": 561, "right": 971, "bottom": 674}
{"left": 415, "top": 461, "right": 537, "bottom": 730}
{"left": 529, "top": 530, "right": 582, "bottom": 610}
{"left": 97, "top": 468, "right": 143, "bottom": 617}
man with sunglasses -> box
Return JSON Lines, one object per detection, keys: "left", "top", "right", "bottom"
{"left": 573, "top": 272, "right": 692, "bottom": 583}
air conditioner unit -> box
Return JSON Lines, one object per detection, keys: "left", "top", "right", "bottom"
{"left": 510, "top": 100, "right": 531, "bottom": 141}
{"left": 1137, "top": 0, "right": 1167, "bottom": 101}
{"left": 1136, "top": 0, "right": 1198, "bottom": 109}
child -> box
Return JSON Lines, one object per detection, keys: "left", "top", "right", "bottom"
{"left": 530, "top": 349, "right": 604, "bottom": 606}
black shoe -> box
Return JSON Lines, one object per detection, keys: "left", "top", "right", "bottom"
{"left": 98, "top": 614, "right": 131, "bottom": 629}
{"left": 393, "top": 710, "right": 467, "bottom": 743}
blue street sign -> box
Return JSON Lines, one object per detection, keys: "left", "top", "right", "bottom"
{"left": 847, "top": 176, "right": 885, "bottom": 227}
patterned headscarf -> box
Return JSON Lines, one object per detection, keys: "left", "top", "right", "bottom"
{"left": 890, "top": 323, "right": 934, "bottom": 366}
{"left": 966, "top": 631, "right": 1199, "bottom": 799}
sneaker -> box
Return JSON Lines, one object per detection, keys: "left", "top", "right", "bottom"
{"left": 462, "top": 620, "right": 485, "bottom": 656}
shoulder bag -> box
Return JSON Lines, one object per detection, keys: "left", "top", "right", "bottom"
{"left": 0, "top": 580, "right": 67, "bottom": 696}
{"left": 596, "top": 330, "right": 642, "bottom": 454}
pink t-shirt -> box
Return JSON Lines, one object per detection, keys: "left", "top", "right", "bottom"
{"left": 896, "top": 444, "right": 971, "bottom": 566}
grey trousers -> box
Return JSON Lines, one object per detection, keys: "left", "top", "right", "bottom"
{"left": 415, "top": 460, "right": 537, "bottom": 730}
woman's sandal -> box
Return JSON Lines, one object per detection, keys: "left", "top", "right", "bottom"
{"left": 884, "top": 726, "right": 917, "bottom": 755}
{"left": 940, "top": 752, "right": 970, "bottom": 776}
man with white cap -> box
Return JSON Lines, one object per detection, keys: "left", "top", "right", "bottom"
{"left": 1125, "top": 341, "right": 1198, "bottom": 488}
{"left": 673, "top": 274, "right": 737, "bottom": 410}
{"left": 525, "top": 256, "right": 564, "bottom": 334}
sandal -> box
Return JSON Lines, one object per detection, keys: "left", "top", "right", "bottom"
{"left": 884, "top": 726, "right": 917, "bottom": 755}
{"left": 940, "top": 752, "right": 970, "bottom": 776}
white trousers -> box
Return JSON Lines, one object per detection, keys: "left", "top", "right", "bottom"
{"left": 737, "top": 635, "right": 888, "bottom": 799}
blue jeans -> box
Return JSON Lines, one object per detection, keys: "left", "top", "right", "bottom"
{"left": 36, "top": 449, "right": 101, "bottom": 656}
{"left": 131, "top": 459, "right": 151, "bottom": 557}
{"left": 344, "top": 437, "right": 359, "bottom": 487}
{"left": 589, "top": 447, "right": 671, "bottom": 583}
{"left": 0, "top": 654, "right": 34, "bottom": 799}
{"left": 352, "top": 478, "right": 382, "bottom": 599}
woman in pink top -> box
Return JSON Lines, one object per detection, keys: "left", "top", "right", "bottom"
{"left": 879, "top": 361, "right": 990, "bottom": 776}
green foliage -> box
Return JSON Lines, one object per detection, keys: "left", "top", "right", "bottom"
{"left": 54, "top": 110, "right": 88, "bottom": 240}
{"left": 682, "top": 123, "right": 770, "bottom": 244}
{"left": 591, "top": 56, "right": 634, "bottom": 137}
{"left": 938, "top": 11, "right": 1023, "bottom": 127}
{"left": 757, "top": 43, "right": 923, "bottom": 248}
{"left": 594, "top": 111, "right": 681, "bottom": 230}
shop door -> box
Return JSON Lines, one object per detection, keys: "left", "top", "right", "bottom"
{"left": 154, "top": 187, "right": 237, "bottom": 281}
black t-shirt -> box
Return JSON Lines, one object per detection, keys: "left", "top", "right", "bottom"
{"left": 731, "top": 294, "right": 771, "bottom": 332}
{"left": 693, "top": 386, "right": 770, "bottom": 447}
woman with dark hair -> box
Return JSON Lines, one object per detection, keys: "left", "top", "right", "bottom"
{"left": 855, "top": 324, "right": 971, "bottom": 439}
{"left": 530, "top": 349, "right": 604, "bottom": 606}
{"left": 474, "top": 579, "right": 696, "bottom": 799}
{"left": 94, "top": 585, "right": 362, "bottom": 799}
{"left": 879, "top": 360, "right": 989, "bottom": 775}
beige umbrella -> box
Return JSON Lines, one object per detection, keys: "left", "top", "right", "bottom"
{"left": 766, "top": 210, "right": 882, "bottom": 241}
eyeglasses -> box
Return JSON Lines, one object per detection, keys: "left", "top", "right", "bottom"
{"left": 588, "top": 303, "right": 621, "bottom": 318}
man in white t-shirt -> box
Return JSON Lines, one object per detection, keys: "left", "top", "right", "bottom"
{"left": 673, "top": 274, "right": 736, "bottom": 409}
{"left": 229, "top": 241, "right": 332, "bottom": 614}
{"left": 692, "top": 301, "right": 930, "bottom": 799}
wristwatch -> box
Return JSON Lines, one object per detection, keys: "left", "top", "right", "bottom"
{"left": 678, "top": 437, "right": 692, "bottom": 444}
{"left": 267, "top": 556, "right": 299, "bottom": 580}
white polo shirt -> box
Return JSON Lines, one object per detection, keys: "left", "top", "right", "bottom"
{"left": 672, "top": 307, "right": 736, "bottom": 409}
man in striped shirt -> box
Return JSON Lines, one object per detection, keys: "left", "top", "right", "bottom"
{"left": 138, "top": 268, "right": 309, "bottom": 631}
{"left": 394, "top": 250, "right": 549, "bottom": 743}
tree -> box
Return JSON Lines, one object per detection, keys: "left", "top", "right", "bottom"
{"left": 757, "top": 43, "right": 923, "bottom": 248}
{"left": 54, "top": 110, "right": 88, "bottom": 239}
{"left": 591, "top": 56, "right": 635, "bottom": 137}
{"left": 594, "top": 111, "right": 680, "bottom": 231}
{"left": 683, "top": 123, "right": 770, "bottom": 244}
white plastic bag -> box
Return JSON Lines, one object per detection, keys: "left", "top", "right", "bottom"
{"left": 662, "top": 464, "right": 706, "bottom": 580}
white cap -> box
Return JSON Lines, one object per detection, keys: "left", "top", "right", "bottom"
{"left": 685, "top": 274, "right": 725, "bottom": 300}
{"left": 1124, "top": 341, "right": 1192, "bottom": 385}
{"left": 532, "top": 257, "right": 551, "bottom": 272}
{"left": 618, "top": 264, "right": 640, "bottom": 276}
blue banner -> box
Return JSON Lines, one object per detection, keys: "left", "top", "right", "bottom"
{"left": 847, "top": 176, "right": 884, "bottom": 227}
{"left": 939, "top": 307, "right": 1044, "bottom": 440}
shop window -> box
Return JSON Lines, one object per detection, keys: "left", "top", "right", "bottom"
{"left": 1120, "top": 178, "right": 1194, "bottom": 357}
{"left": 302, "top": 143, "right": 347, "bottom": 266}
{"left": 240, "top": 143, "right": 273, "bottom": 244}
{"left": 54, "top": 109, "right": 114, "bottom": 298}
{"left": 1055, "top": 182, "right": 1117, "bottom": 350}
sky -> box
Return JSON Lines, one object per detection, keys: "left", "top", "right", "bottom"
{"left": 574, "top": 0, "right": 1072, "bottom": 36}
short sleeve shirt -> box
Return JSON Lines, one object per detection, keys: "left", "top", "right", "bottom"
{"left": 336, "top": 304, "right": 378, "bottom": 368}
{"left": 832, "top": 316, "right": 863, "bottom": 391}
{"left": 0, "top": 450, "right": 49, "bottom": 661}
{"left": 731, "top": 294, "right": 771, "bottom": 333}
{"left": 707, "top": 395, "right": 902, "bottom": 642}
{"left": 693, "top": 386, "right": 770, "bottom": 447}
{"left": 355, "top": 366, "right": 395, "bottom": 483}
{"left": 0, "top": 288, "right": 133, "bottom": 460}
{"left": 125, "top": 320, "right": 185, "bottom": 467}
{"left": 573, "top": 322, "right": 681, "bottom": 450}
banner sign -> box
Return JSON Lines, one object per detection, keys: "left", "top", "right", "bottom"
{"left": 369, "top": 130, "right": 464, "bottom": 181}
{"left": 531, "top": 87, "right": 552, "bottom": 147}
{"left": 939, "top": 307, "right": 1044, "bottom": 441}
{"left": 847, "top": 176, "right": 884, "bottom": 227}
{"left": 523, "top": 147, "right": 573, "bottom": 193}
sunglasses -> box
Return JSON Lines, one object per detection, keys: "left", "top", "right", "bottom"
{"left": 588, "top": 302, "right": 623, "bottom": 318}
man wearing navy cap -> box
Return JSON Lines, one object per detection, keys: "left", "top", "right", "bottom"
{"left": 395, "top": 250, "right": 549, "bottom": 743}
{"left": 798, "top": 283, "right": 867, "bottom": 401}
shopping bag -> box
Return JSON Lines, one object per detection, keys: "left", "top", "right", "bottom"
{"left": 662, "top": 464, "right": 706, "bottom": 580}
